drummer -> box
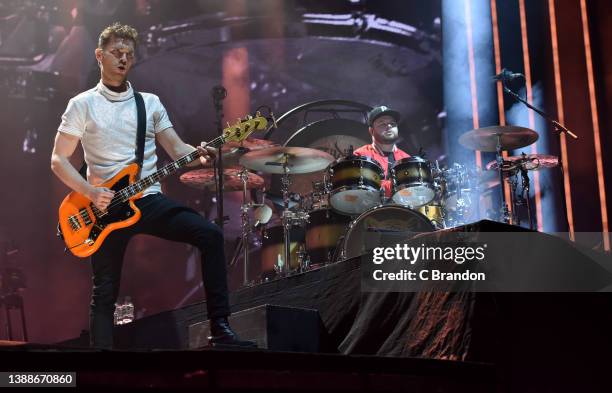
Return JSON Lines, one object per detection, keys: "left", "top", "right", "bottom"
{"left": 354, "top": 105, "right": 411, "bottom": 197}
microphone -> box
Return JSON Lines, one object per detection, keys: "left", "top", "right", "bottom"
{"left": 492, "top": 68, "right": 524, "bottom": 82}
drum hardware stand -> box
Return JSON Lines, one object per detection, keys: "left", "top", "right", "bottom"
{"left": 271, "top": 154, "right": 309, "bottom": 275}
{"left": 297, "top": 245, "right": 310, "bottom": 272}
{"left": 228, "top": 168, "right": 268, "bottom": 286}
{"left": 519, "top": 163, "right": 534, "bottom": 230}
{"left": 507, "top": 170, "right": 520, "bottom": 225}
{"left": 495, "top": 134, "right": 511, "bottom": 224}
{"left": 211, "top": 85, "right": 227, "bottom": 229}
{"left": 280, "top": 155, "right": 292, "bottom": 276}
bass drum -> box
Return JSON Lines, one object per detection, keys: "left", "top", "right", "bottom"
{"left": 340, "top": 204, "right": 435, "bottom": 261}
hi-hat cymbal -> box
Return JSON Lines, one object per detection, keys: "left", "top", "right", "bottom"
{"left": 486, "top": 154, "right": 559, "bottom": 172}
{"left": 239, "top": 146, "right": 335, "bottom": 174}
{"left": 179, "top": 167, "right": 264, "bottom": 191}
{"left": 459, "top": 126, "right": 538, "bottom": 152}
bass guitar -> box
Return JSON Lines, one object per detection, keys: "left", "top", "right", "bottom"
{"left": 58, "top": 114, "right": 267, "bottom": 258}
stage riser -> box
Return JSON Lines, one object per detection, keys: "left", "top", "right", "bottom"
{"left": 189, "top": 304, "right": 321, "bottom": 352}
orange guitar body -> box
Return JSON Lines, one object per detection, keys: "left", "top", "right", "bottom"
{"left": 58, "top": 163, "right": 144, "bottom": 258}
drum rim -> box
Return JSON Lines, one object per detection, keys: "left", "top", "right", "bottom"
{"left": 394, "top": 156, "right": 431, "bottom": 166}
{"left": 340, "top": 203, "right": 435, "bottom": 259}
{"left": 344, "top": 203, "right": 435, "bottom": 236}
{"left": 330, "top": 185, "right": 383, "bottom": 215}
{"left": 306, "top": 207, "right": 352, "bottom": 220}
{"left": 392, "top": 182, "right": 436, "bottom": 191}
{"left": 332, "top": 155, "right": 385, "bottom": 172}
{"left": 391, "top": 183, "right": 436, "bottom": 207}
{"left": 330, "top": 184, "right": 382, "bottom": 195}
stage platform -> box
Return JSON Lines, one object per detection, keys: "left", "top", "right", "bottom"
{"left": 50, "top": 220, "right": 612, "bottom": 391}
{"left": 0, "top": 344, "right": 494, "bottom": 391}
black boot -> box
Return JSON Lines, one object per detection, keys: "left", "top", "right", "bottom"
{"left": 208, "top": 317, "right": 257, "bottom": 348}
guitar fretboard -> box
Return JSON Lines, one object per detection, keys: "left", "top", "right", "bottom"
{"left": 114, "top": 135, "right": 225, "bottom": 204}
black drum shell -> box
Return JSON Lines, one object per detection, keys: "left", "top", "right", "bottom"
{"left": 330, "top": 156, "right": 384, "bottom": 192}
{"left": 392, "top": 157, "right": 433, "bottom": 189}
{"left": 261, "top": 226, "right": 305, "bottom": 280}
{"left": 305, "top": 208, "right": 351, "bottom": 265}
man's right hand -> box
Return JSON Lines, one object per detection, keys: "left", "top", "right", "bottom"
{"left": 87, "top": 186, "right": 115, "bottom": 211}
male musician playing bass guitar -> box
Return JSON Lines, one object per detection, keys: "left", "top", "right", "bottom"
{"left": 50, "top": 22, "right": 254, "bottom": 349}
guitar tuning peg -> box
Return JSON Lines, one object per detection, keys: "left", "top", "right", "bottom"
{"left": 247, "top": 114, "right": 253, "bottom": 120}
{"left": 255, "top": 111, "right": 261, "bottom": 117}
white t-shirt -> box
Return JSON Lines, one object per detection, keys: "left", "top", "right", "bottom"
{"left": 58, "top": 81, "right": 173, "bottom": 195}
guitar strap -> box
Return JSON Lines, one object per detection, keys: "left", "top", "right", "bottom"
{"left": 133, "top": 91, "right": 146, "bottom": 171}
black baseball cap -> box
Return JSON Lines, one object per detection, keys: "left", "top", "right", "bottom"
{"left": 367, "top": 105, "right": 400, "bottom": 126}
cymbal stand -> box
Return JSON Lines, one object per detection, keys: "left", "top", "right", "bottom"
{"left": 240, "top": 168, "right": 253, "bottom": 286}
{"left": 228, "top": 167, "right": 265, "bottom": 286}
{"left": 211, "top": 86, "right": 227, "bottom": 229}
{"left": 506, "top": 170, "right": 517, "bottom": 224}
{"left": 519, "top": 161, "right": 534, "bottom": 230}
{"left": 495, "top": 134, "right": 511, "bottom": 224}
{"left": 280, "top": 155, "right": 292, "bottom": 276}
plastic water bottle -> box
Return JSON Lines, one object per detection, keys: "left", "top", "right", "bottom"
{"left": 122, "top": 296, "right": 134, "bottom": 324}
{"left": 113, "top": 302, "right": 124, "bottom": 326}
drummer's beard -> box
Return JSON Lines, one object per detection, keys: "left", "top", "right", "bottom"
{"left": 375, "top": 129, "right": 399, "bottom": 144}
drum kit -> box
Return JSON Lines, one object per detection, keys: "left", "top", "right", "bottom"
{"left": 177, "top": 124, "right": 559, "bottom": 285}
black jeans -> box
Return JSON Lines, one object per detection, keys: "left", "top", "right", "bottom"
{"left": 89, "top": 193, "right": 230, "bottom": 349}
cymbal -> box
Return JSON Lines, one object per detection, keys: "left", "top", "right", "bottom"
{"left": 486, "top": 154, "right": 559, "bottom": 172}
{"left": 459, "top": 126, "right": 539, "bottom": 152}
{"left": 203, "top": 138, "right": 278, "bottom": 168}
{"left": 179, "top": 168, "right": 264, "bottom": 192}
{"left": 222, "top": 137, "right": 277, "bottom": 153}
{"left": 239, "top": 146, "right": 335, "bottom": 174}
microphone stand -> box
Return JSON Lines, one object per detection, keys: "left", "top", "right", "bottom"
{"left": 501, "top": 81, "right": 578, "bottom": 139}
{"left": 500, "top": 79, "right": 578, "bottom": 232}
{"left": 212, "top": 86, "right": 227, "bottom": 229}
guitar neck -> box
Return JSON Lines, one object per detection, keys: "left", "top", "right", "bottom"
{"left": 117, "top": 135, "right": 225, "bottom": 201}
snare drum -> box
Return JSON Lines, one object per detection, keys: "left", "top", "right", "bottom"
{"left": 305, "top": 208, "right": 351, "bottom": 266}
{"left": 340, "top": 204, "right": 435, "bottom": 260}
{"left": 260, "top": 225, "right": 305, "bottom": 280}
{"left": 391, "top": 157, "right": 435, "bottom": 207}
{"left": 329, "top": 156, "right": 384, "bottom": 215}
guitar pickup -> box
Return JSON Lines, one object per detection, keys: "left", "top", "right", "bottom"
{"left": 68, "top": 216, "right": 81, "bottom": 231}
{"left": 79, "top": 208, "right": 93, "bottom": 225}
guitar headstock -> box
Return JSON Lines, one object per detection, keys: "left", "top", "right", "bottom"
{"left": 222, "top": 112, "right": 268, "bottom": 144}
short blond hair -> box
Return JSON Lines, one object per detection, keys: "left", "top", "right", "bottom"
{"left": 97, "top": 22, "right": 138, "bottom": 49}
